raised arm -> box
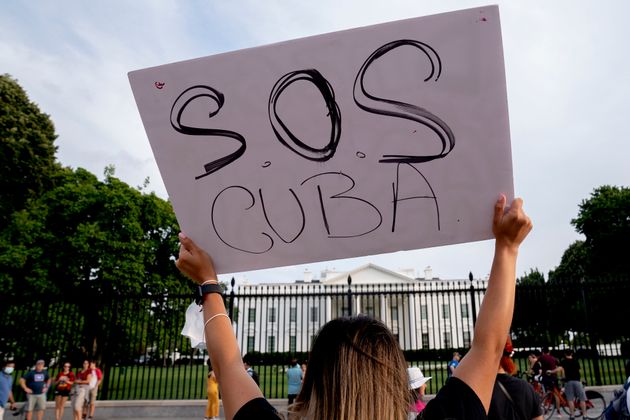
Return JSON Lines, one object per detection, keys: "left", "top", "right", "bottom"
{"left": 176, "top": 233, "right": 263, "bottom": 420}
{"left": 453, "top": 195, "right": 532, "bottom": 413}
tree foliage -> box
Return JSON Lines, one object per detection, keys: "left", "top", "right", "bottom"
{"left": 0, "top": 75, "right": 191, "bottom": 369}
{"left": 549, "top": 186, "right": 630, "bottom": 282}
{"left": 517, "top": 268, "right": 545, "bottom": 286}
{"left": 0, "top": 74, "right": 59, "bottom": 230}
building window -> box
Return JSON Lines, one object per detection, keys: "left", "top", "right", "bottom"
{"left": 443, "top": 332, "right": 452, "bottom": 348}
{"left": 248, "top": 308, "right": 256, "bottom": 323}
{"left": 420, "top": 305, "right": 428, "bottom": 320}
{"left": 247, "top": 336, "right": 255, "bottom": 352}
{"left": 463, "top": 331, "right": 471, "bottom": 347}
{"left": 289, "top": 307, "right": 297, "bottom": 322}
{"left": 268, "top": 307, "right": 276, "bottom": 323}
{"left": 311, "top": 335, "right": 317, "bottom": 347}
{"left": 391, "top": 305, "right": 398, "bottom": 321}
{"left": 461, "top": 303, "right": 469, "bottom": 318}
{"left": 310, "top": 307, "right": 318, "bottom": 323}
{"left": 289, "top": 336, "right": 297, "bottom": 353}
{"left": 442, "top": 304, "right": 450, "bottom": 320}
{"left": 421, "top": 333, "right": 429, "bottom": 348}
{"left": 267, "top": 336, "right": 276, "bottom": 352}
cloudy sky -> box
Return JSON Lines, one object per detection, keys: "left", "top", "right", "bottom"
{"left": 2, "top": 1, "right": 628, "bottom": 284}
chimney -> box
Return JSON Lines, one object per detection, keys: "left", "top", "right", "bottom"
{"left": 424, "top": 266, "right": 433, "bottom": 280}
{"left": 304, "top": 269, "right": 313, "bottom": 283}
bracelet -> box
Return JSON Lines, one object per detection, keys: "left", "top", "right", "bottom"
{"left": 204, "top": 313, "right": 230, "bottom": 329}
{"left": 201, "top": 279, "right": 219, "bottom": 285}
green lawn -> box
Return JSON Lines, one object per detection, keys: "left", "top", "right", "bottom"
{"left": 36, "top": 356, "right": 626, "bottom": 401}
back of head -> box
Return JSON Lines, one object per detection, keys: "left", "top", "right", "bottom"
{"left": 499, "top": 336, "right": 517, "bottom": 375}
{"left": 293, "top": 316, "right": 409, "bottom": 420}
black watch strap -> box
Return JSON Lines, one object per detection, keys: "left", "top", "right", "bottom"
{"left": 196, "top": 283, "right": 223, "bottom": 305}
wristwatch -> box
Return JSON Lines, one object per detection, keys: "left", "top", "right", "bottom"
{"left": 196, "top": 283, "right": 223, "bottom": 304}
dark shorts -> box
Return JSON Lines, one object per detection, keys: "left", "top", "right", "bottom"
{"left": 55, "top": 388, "right": 71, "bottom": 397}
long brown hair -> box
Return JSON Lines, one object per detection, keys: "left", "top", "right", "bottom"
{"left": 291, "top": 316, "right": 410, "bottom": 420}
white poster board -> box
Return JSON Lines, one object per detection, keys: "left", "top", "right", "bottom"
{"left": 129, "top": 5, "right": 513, "bottom": 274}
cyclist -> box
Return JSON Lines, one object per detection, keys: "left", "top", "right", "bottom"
{"left": 540, "top": 347, "right": 561, "bottom": 416}
{"left": 526, "top": 350, "right": 543, "bottom": 395}
{"left": 548, "top": 349, "right": 587, "bottom": 419}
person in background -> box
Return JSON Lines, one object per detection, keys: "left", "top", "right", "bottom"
{"left": 488, "top": 337, "right": 543, "bottom": 420}
{"left": 447, "top": 352, "right": 461, "bottom": 378}
{"left": 539, "top": 347, "right": 561, "bottom": 416}
{"left": 407, "top": 367, "right": 431, "bottom": 419}
{"left": 85, "top": 360, "right": 102, "bottom": 420}
{"left": 549, "top": 349, "right": 586, "bottom": 419}
{"left": 73, "top": 360, "right": 92, "bottom": 420}
{"left": 286, "top": 359, "right": 302, "bottom": 406}
{"left": 0, "top": 360, "right": 17, "bottom": 417}
{"left": 243, "top": 360, "right": 259, "bottom": 386}
{"left": 175, "top": 195, "right": 532, "bottom": 419}
{"left": 205, "top": 366, "right": 220, "bottom": 420}
{"left": 20, "top": 359, "right": 50, "bottom": 420}
{"left": 53, "top": 362, "right": 75, "bottom": 420}
{"left": 300, "top": 362, "right": 307, "bottom": 379}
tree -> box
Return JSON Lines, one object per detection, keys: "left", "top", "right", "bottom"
{"left": 0, "top": 74, "right": 59, "bottom": 229}
{"left": 547, "top": 240, "right": 590, "bottom": 283}
{"left": 571, "top": 185, "right": 630, "bottom": 278}
{"left": 0, "top": 166, "right": 190, "bottom": 365}
{"left": 517, "top": 268, "right": 545, "bottom": 286}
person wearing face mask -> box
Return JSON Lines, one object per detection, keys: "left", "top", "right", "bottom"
{"left": 0, "top": 361, "right": 17, "bottom": 417}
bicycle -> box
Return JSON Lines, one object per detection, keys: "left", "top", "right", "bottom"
{"left": 541, "top": 381, "right": 606, "bottom": 419}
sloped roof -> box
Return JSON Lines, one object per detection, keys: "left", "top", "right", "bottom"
{"left": 323, "top": 263, "right": 417, "bottom": 285}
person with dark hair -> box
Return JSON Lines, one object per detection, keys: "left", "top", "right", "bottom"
{"left": 20, "top": 359, "right": 50, "bottom": 420}
{"left": 286, "top": 359, "right": 302, "bottom": 406}
{"left": 175, "top": 194, "right": 532, "bottom": 419}
{"left": 0, "top": 360, "right": 17, "bottom": 417}
{"left": 242, "top": 360, "right": 259, "bottom": 386}
{"left": 548, "top": 349, "right": 586, "bottom": 418}
{"left": 53, "top": 362, "right": 75, "bottom": 420}
{"left": 488, "top": 337, "right": 543, "bottom": 420}
{"left": 526, "top": 350, "right": 542, "bottom": 380}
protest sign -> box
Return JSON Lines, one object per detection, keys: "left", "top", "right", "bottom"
{"left": 129, "top": 5, "right": 513, "bottom": 274}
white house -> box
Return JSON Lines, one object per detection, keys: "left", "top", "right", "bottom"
{"left": 233, "top": 264, "right": 487, "bottom": 355}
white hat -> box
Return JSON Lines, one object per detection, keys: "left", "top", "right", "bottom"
{"left": 407, "top": 367, "right": 431, "bottom": 390}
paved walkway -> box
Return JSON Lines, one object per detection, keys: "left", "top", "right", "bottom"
{"left": 2, "top": 387, "right": 618, "bottom": 419}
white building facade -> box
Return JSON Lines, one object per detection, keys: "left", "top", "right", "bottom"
{"left": 232, "top": 264, "right": 487, "bottom": 355}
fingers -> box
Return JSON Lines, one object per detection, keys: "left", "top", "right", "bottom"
{"left": 508, "top": 197, "right": 523, "bottom": 214}
{"left": 493, "top": 194, "right": 507, "bottom": 226}
{"left": 178, "top": 232, "right": 197, "bottom": 253}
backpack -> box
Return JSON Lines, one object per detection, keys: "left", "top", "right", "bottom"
{"left": 604, "top": 381, "right": 630, "bottom": 420}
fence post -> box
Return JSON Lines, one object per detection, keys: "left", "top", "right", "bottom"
{"left": 228, "top": 277, "right": 236, "bottom": 321}
{"left": 346, "top": 275, "right": 353, "bottom": 316}
{"left": 469, "top": 272, "right": 477, "bottom": 327}
{"left": 580, "top": 280, "right": 602, "bottom": 385}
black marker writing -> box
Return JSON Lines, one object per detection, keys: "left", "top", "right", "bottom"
{"left": 391, "top": 163, "right": 440, "bottom": 232}
{"left": 170, "top": 85, "right": 246, "bottom": 179}
{"left": 211, "top": 186, "right": 273, "bottom": 254}
{"left": 258, "top": 188, "right": 305, "bottom": 243}
{"left": 353, "top": 40, "right": 455, "bottom": 163}
{"left": 301, "top": 172, "right": 383, "bottom": 238}
{"left": 268, "top": 69, "right": 341, "bottom": 161}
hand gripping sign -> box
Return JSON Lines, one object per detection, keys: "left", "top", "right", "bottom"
{"left": 129, "top": 5, "right": 513, "bottom": 274}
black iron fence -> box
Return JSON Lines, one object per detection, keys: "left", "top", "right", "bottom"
{"left": 1, "top": 277, "right": 628, "bottom": 400}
